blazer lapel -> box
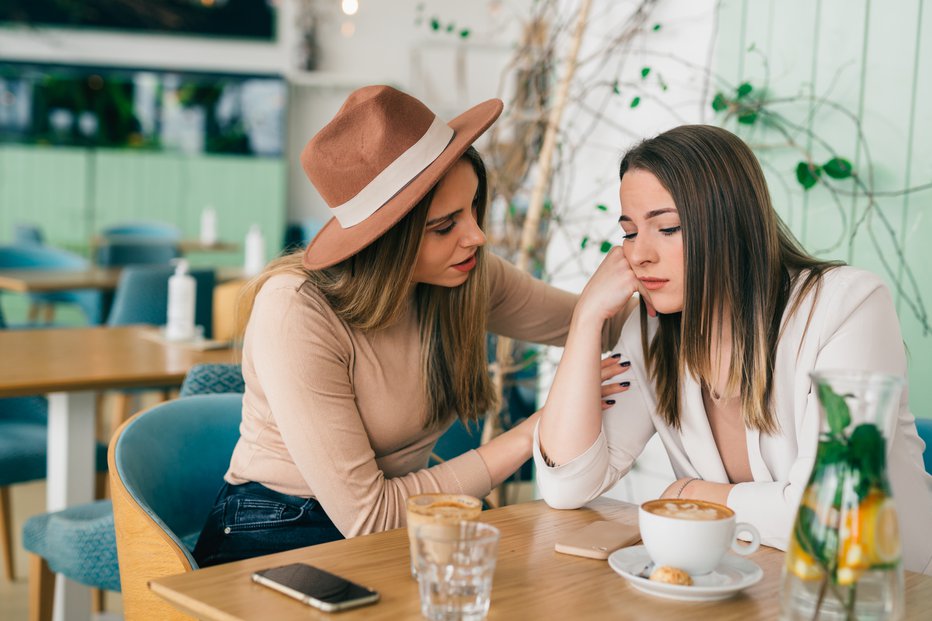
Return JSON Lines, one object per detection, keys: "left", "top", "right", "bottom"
{"left": 677, "top": 374, "right": 730, "bottom": 482}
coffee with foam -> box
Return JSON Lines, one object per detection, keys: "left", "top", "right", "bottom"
{"left": 642, "top": 499, "right": 733, "bottom": 521}
{"left": 406, "top": 494, "right": 482, "bottom": 577}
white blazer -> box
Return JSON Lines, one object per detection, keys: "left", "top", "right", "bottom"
{"left": 534, "top": 266, "right": 932, "bottom": 574}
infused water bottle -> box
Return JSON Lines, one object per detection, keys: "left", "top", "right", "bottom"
{"left": 780, "top": 370, "right": 905, "bottom": 621}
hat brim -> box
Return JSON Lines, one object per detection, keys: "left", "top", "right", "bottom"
{"left": 302, "top": 98, "right": 503, "bottom": 270}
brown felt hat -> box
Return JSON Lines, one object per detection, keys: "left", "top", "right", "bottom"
{"left": 301, "top": 85, "right": 503, "bottom": 270}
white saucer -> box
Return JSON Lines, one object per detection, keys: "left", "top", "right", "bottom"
{"left": 607, "top": 545, "right": 763, "bottom": 602}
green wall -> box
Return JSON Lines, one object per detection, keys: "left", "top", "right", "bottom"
{"left": 0, "top": 145, "right": 286, "bottom": 265}
{"left": 716, "top": 0, "right": 932, "bottom": 417}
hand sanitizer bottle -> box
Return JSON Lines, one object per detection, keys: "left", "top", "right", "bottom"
{"left": 244, "top": 224, "right": 266, "bottom": 277}
{"left": 165, "top": 259, "right": 196, "bottom": 341}
{"left": 200, "top": 205, "right": 218, "bottom": 246}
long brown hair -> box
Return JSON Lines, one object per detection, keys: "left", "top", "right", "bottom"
{"left": 619, "top": 125, "right": 841, "bottom": 432}
{"left": 236, "top": 147, "right": 497, "bottom": 428}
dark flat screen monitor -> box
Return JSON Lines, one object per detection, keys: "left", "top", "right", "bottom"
{"left": 0, "top": 0, "right": 275, "bottom": 41}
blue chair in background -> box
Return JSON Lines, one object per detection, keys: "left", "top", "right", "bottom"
{"left": 1, "top": 396, "right": 108, "bottom": 584}
{"left": 105, "top": 265, "right": 216, "bottom": 437}
{"left": 22, "top": 366, "right": 245, "bottom": 620}
{"left": 179, "top": 363, "right": 245, "bottom": 398}
{"left": 94, "top": 239, "right": 180, "bottom": 267}
{"left": 12, "top": 224, "right": 44, "bottom": 246}
{"left": 106, "top": 264, "right": 215, "bottom": 336}
{"left": 916, "top": 418, "right": 932, "bottom": 476}
{"left": 0, "top": 245, "right": 104, "bottom": 325}
{"left": 99, "top": 222, "right": 181, "bottom": 241}
{"left": 110, "top": 394, "right": 242, "bottom": 619}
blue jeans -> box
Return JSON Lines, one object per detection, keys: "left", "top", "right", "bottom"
{"left": 192, "top": 482, "right": 344, "bottom": 568}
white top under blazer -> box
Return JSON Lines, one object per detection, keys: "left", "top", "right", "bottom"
{"left": 534, "top": 266, "right": 932, "bottom": 574}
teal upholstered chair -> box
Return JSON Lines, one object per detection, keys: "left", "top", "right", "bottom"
{"left": 179, "top": 363, "right": 245, "bottom": 397}
{"left": 105, "top": 265, "right": 217, "bottom": 437}
{"left": 1, "top": 396, "right": 108, "bottom": 585}
{"left": 916, "top": 418, "right": 932, "bottom": 476}
{"left": 100, "top": 222, "right": 181, "bottom": 241}
{"left": 110, "top": 394, "right": 242, "bottom": 619}
{"left": 21, "top": 367, "right": 244, "bottom": 620}
{"left": 0, "top": 244, "right": 104, "bottom": 325}
{"left": 95, "top": 239, "right": 180, "bottom": 267}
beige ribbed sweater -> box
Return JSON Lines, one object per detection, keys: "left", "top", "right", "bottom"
{"left": 226, "top": 254, "right": 625, "bottom": 538}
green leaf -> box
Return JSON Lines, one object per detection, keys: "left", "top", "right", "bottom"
{"left": 446, "top": 23, "right": 455, "bottom": 33}
{"left": 711, "top": 93, "right": 728, "bottom": 112}
{"left": 630, "top": 96, "right": 641, "bottom": 108}
{"left": 459, "top": 28, "right": 471, "bottom": 39}
{"left": 818, "top": 383, "right": 851, "bottom": 436}
{"left": 796, "top": 162, "right": 821, "bottom": 190}
{"left": 658, "top": 74, "right": 668, "bottom": 91}
{"left": 599, "top": 241, "right": 612, "bottom": 253}
{"left": 737, "top": 110, "right": 758, "bottom": 125}
{"left": 848, "top": 423, "right": 886, "bottom": 498}
{"left": 736, "top": 82, "right": 753, "bottom": 98}
{"left": 596, "top": 204, "right": 608, "bottom": 212}
{"left": 640, "top": 67, "right": 651, "bottom": 79}
{"left": 652, "top": 23, "right": 662, "bottom": 31}
{"left": 795, "top": 504, "right": 839, "bottom": 571}
{"left": 612, "top": 80, "right": 620, "bottom": 95}
{"left": 823, "top": 157, "right": 853, "bottom": 180}
{"left": 580, "top": 236, "right": 589, "bottom": 249}
{"left": 430, "top": 17, "right": 440, "bottom": 31}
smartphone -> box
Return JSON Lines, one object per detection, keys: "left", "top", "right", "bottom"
{"left": 554, "top": 520, "right": 641, "bottom": 560}
{"left": 252, "top": 563, "right": 380, "bottom": 612}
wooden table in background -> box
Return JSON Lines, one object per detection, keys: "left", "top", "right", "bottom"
{"left": 150, "top": 498, "right": 932, "bottom": 620}
{"left": 0, "top": 325, "right": 239, "bottom": 621}
{"left": 0, "top": 265, "right": 245, "bottom": 293}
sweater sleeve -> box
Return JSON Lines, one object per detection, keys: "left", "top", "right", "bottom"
{"left": 247, "top": 280, "right": 492, "bottom": 538}
{"left": 727, "top": 272, "right": 908, "bottom": 550}
{"left": 485, "top": 253, "right": 629, "bottom": 350}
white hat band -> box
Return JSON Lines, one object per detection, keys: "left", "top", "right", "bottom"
{"left": 331, "top": 116, "right": 455, "bottom": 228}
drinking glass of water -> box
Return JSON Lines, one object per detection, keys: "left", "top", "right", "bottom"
{"left": 414, "top": 521, "right": 500, "bottom": 621}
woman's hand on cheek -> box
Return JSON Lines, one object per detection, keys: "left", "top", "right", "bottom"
{"left": 577, "top": 246, "right": 641, "bottom": 322}
{"left": 600, "top": 353, "right": 631, "bottom": 410}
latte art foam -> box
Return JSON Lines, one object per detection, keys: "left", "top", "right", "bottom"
{"left": 643, "top": 499, "right": 733, "bottom": 521}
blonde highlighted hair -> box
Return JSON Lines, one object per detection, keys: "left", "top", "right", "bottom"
{"left": 236, "top": 147, "right": 498, "bottom": 428}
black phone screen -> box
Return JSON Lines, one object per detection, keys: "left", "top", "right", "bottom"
{"left": 254, "top": 563, "right": 377, "bottom": 605}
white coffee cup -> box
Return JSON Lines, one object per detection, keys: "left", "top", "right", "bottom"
{"left": 639, "top": 498, "right": 760, "bottom": 576}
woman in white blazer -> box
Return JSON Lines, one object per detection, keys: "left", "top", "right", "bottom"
{"left": 534, "top": 125, "right": 932, "bottom": 574}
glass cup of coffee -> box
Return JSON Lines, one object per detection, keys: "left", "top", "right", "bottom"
{"left": 406, "top": 494, "right": 483, "bottom": 578}
{"left": 639, "top": 498, "right": 761, "bottom": 576}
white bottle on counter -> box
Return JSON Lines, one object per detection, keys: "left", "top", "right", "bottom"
{"left": 244, "top": 224, "right": 266, "bottom": 277}
{"left": 165, "top": 259, "right": 197, "bottom": 342}
{"left": 200, "top": 205, "right": 218, "bottom": 246}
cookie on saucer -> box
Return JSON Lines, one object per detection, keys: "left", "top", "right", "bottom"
{"left": 649, "top": 565, "right": 693, "bottom": 586}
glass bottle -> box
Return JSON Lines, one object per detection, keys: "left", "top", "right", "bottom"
{"left": 780, "top": 370, "right": 905, "bottom": 621}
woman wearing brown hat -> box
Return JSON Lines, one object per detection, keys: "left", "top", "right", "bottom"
{"left": 192, "top": 86, "right": 635, "bottom": 567}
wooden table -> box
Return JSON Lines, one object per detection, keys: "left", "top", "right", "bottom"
{"left": 0, "top": 325, "right": 239, "bottom": 621}
{"left": 0, "top": 265, "right": 245, "bottom": 293}
{"left": 150, "top": 498, "right": 932, "bottom": 620}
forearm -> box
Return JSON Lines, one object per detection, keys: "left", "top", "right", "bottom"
{"left": 538, "top": 308, "right": 607, "bottom": 464}
{"left": 475, "top": 412, "right": 539, "bottom": 487}
{"left": 661, "top": 477, "right": 734, "bottom": 506}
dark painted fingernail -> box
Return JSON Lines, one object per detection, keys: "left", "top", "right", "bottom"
{"left": 611, "top": 353, "right": 622, "bottom": 359}
{"left": 619, "top": 361, "right": 631, "bottom": 367}
{"left": 605, "top": 399, "right": 616, "bottom": 405}
{"left": 619, "top": 381, "right": 630, "bottom": 388}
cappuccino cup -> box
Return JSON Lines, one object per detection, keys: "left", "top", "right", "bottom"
{"left": 406, "top": 494, "right": 482, "bottom": 577}
{"left": 639, "top": 498, "right": 760, "bottom": 576}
